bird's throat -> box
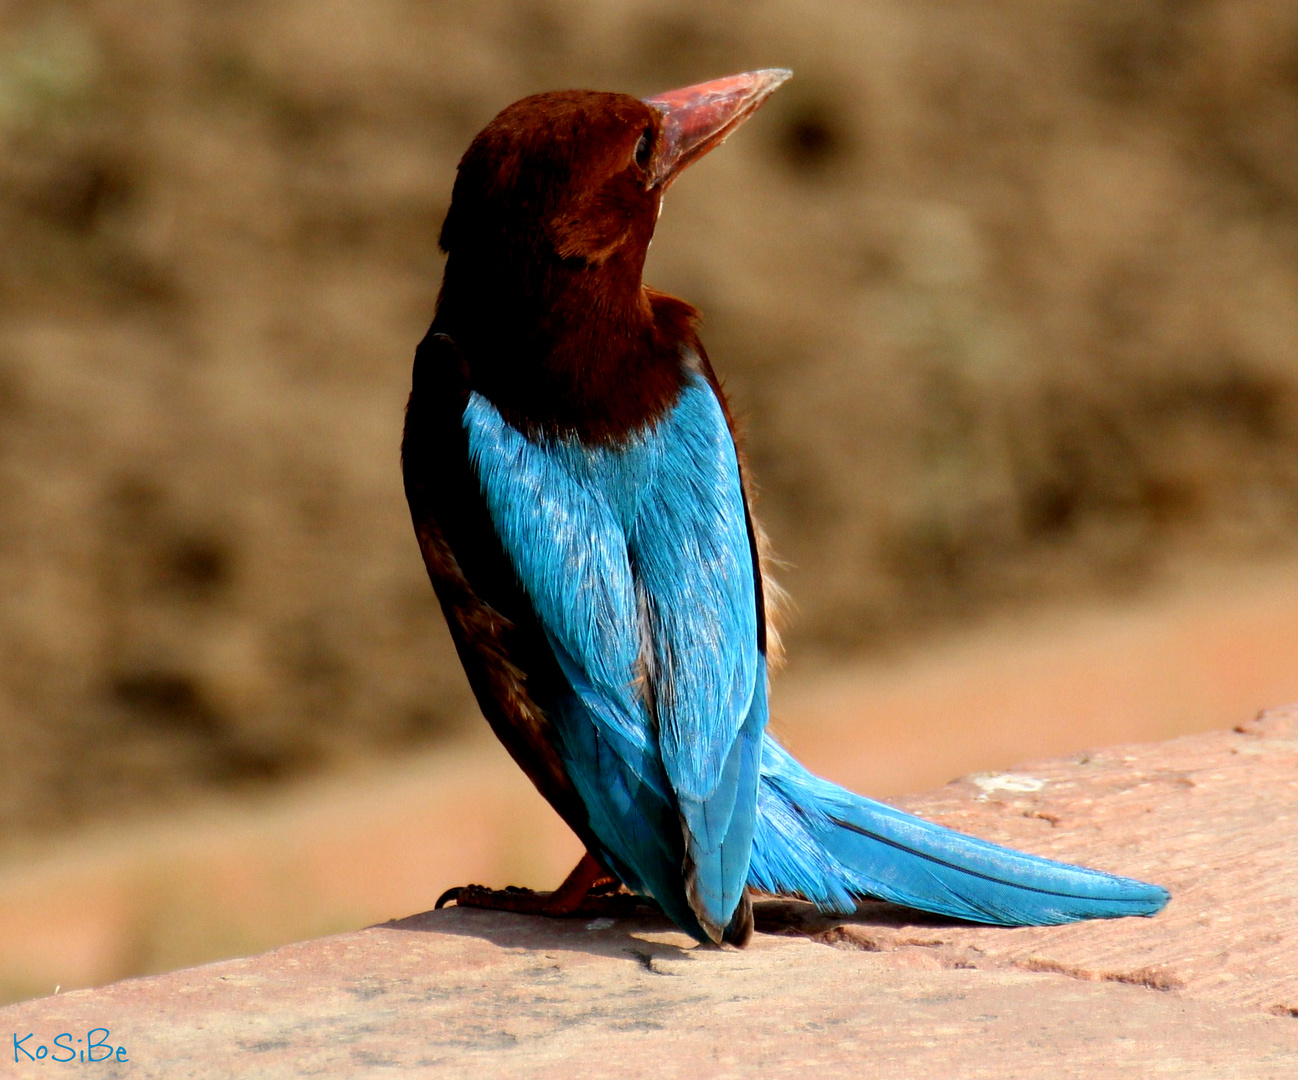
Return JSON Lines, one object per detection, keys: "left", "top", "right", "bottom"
{"left": 434, "top": 256, "right": 695, "bottom": 445}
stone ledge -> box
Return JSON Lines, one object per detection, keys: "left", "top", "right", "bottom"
{"left": 5, "top": 707, "right": 1298, "bottom": 1078}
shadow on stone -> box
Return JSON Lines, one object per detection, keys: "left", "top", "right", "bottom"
{"left": 375, "top": 894, "right": 974, "bottom": 966}
{"left": 753, "top": 897, "right": 974, "bottom": 938}
{"left": 377, "top": 904, "right": 698, "bottom": 969}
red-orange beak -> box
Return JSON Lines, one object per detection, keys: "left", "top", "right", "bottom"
{"left": 642, "top": 68, "right": 791, "bottom": 189}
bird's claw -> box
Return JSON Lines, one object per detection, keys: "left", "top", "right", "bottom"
{"left": 435, "top": 885, "right": 468, "bottom": 909}
{"left": 436, "top": 883, "right": 538, "bottom": 910}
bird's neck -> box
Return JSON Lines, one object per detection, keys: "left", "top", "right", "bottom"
{"left": 433, "top": 252, "right": 695, "bottom": 445}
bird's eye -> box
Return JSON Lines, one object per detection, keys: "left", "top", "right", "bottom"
{"left": 634, "top": 130, "right": 653, "bottom": 171}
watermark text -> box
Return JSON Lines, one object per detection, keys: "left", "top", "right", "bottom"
{"left": 13, "top": 1030, "right": 128, "bottom": 1064}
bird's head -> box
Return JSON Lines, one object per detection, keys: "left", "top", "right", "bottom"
{"left": 440, "top": 69, "right": 791, "bottom": 280}
{"left": 431, "top": 69, "right": 789, "bottom": 439}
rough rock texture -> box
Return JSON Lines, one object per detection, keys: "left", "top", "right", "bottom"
{"left": 5, "top": 706, "right": 1298, "bottom": 1077}
{"left": 835, "top": 705, "right": 1298, "bottom": 1015}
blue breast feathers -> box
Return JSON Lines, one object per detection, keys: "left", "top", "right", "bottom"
{"left": 464, "top": 371, "right": 763, "bottom": 938}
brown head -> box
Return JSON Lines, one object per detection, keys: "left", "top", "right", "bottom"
{"left": 432, "top": 69, "right": 791, "bottom": 441}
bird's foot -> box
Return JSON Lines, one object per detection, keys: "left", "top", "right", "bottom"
{"left": 434, "top": 851, "right": 659, "bottom": 919}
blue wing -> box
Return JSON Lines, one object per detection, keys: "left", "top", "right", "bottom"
{"left": 464, "top": 371, "right": 764, "bottom": 942}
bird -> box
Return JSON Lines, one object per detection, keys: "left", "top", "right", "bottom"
{"left": 401, "top": 69, "right": 1170, "bottom": 947}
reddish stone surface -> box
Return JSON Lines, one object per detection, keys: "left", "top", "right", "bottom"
{"left": 4, "top": 708, "right": 1297, "bottom": 1077}
{"left": 787, "top": 703, "right": 1298, "bottom": 1016}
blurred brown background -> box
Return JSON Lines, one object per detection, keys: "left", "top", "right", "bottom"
{"left": 3, "top": 0, "right": 1298, "bottom": 1003}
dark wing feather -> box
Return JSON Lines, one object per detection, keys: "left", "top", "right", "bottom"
{"left": 401, "top": 330, "right": 594, "bottom": 843}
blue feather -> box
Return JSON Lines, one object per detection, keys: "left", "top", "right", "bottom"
{"left": 465, "top": 371, "right": 762, "bottom": 940}
{"left": 750, "top": 738, "right": 1170, "bottom": 924}
{"left": 465, "top": 368, "right": 1169, "bottom": 942}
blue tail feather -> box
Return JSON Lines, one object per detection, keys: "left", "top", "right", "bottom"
{"left": 750, "top": 738, "right": 1169, "bottom": 926}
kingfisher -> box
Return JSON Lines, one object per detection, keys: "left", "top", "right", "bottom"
{"left": 401, "top": 69, "right": 1169, "bottom": 946}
